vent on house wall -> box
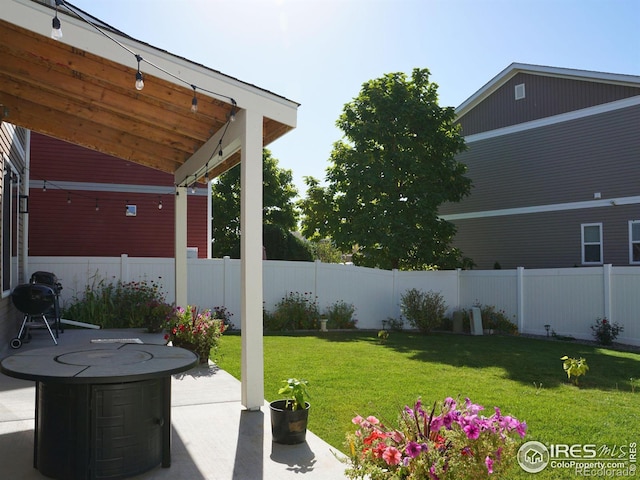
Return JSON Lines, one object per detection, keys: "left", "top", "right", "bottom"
{"left": 515, "top": 83, "right": 526, "bottom": 100}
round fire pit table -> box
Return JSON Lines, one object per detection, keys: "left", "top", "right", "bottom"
{"left": 0, "top": 342, "right": 198, "bottom": 480}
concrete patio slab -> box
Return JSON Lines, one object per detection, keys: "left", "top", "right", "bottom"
{"left": 0, "top": 327, "right": 348, "bottom": 480}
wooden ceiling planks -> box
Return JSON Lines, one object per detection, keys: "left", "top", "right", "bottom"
{"left": 0, "top": 18, "right": 288, "bottom": 176}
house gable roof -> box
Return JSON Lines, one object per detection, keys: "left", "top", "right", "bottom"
{"left": 456, "top": 63, "right": 640, "bottom": 119}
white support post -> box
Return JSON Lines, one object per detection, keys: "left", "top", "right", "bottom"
{"left": 174, "top": 185, "right": 188, "bottom": 307}
{"left": 239, "top": 109, "right": 265, "bottom": 410}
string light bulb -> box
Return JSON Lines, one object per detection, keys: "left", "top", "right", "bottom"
{"left": 67, "top": 192, "right": 71, "bottom": 204}
{"left": 190, "top": 85, "right": 198, "bottom": 113}
{"left": 135, "top": 54, "right": 144, "bottom": 90}
{"left": 43, "top": 180, "right": 47, "bottom": 192}
{"left": 95, "top": 198, "right": 100, "bottom": 211}
{"left": 191, "top": 183, "right": 197, "bottom": 194}
{"left": 158, "top": 196, "right": 163, "bottom": 210}
{"left": 51, "top": 0, "right": 63, "bottom": 40}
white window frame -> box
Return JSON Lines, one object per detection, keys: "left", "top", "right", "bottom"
{"left": 629, "top": 220, "right": 640, "bottom": 265}
{"left": 581, "top": 223, "right": 603, "bottom": 265}
{"left": 2, "top": 157, "right": 21, "bottom": 296}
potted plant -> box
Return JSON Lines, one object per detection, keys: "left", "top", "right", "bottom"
{"left": 269, "top": 378, "right": 310, "bottom": 444}
{"left": 164, "top": 305, "right": 227, "bottom": 364}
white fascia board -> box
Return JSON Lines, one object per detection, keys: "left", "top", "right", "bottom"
{"left": 440, "top": 196, "right": 640, "bottom": 221}
{"left": 5, "top": 0, "right": 298, "bottom": 128}
{"left": 464, "top": 96, "right": 640, "bottom": 144}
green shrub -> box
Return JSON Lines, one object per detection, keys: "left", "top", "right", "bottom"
{"left": 63, "top": 272, "right": 168, "bottom": 329}
{"left": 400, "top": 288, "right": 446, "bottom": 334}
{"left": 383, "top": 317, "right": 404, "bottom": 331}
{"left": 591, "top": 317, "right": 623, "bottom": 345}
{"left": 212, "top": 306, "right": 235, "bottom": 330}
{"left": 264, "top": 292, "right": 319, "bottom": 331}
{"left": 324, "top": 300, "right": 357, "bottom": 329}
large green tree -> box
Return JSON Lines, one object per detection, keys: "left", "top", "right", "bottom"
{"left": 212, "top": 149, "right": 312, "bottom": 260}
{"left": 300, "top": 68, "right": 472, "bottom": 270}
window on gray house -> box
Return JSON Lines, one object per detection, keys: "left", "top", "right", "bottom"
{"left": 630, "top": 221, "right": 640, "bottom": 264}
{"left": 581, "top": 223, "right": 602, "bottom": 264}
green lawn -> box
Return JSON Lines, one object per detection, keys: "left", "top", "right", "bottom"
{"left": 216, "top": 331, "right": 640, "bottom": 479}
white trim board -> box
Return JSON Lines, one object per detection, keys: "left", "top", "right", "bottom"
{"left": 464, "top": 96, "right": 640, "bottom": 144}
{"left": 440, "top": 196, "right": 640, "bottom": 221}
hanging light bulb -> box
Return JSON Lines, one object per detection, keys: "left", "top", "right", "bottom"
{"left": 158, "top": 196, "right": 163, "bottom": 210}
{"left": 43, "top": 180, "right": 47, "bottom": 192}
{"left": 135, "top": 54, "right": 144, "bottom": 90}
{"left": 95, "top": 198, "right": 100, "bottom": 211}
{"left": 51, "top": 0, "right": 63, "bottom": 40}
{"left": 190, "top": 85, "right": 198, "bottom": 113}
{"left": 229, "top": 100, "right": 237, "bottom": 122}
{"left": 51, "top": 14, "right": 63, "bottom": 40}
{"left": 67, "top": 192, "right": 71, "bottom": 204}
{"left": 191, "top": 183, "right": 197, "bottom": 194}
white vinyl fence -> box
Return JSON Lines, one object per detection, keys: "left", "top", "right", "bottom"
{"left": 27, "top": 256, "right": 640, "bottom": 346}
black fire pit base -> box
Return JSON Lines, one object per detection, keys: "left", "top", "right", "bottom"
{"left": 36, "top": 379, "right": 166, "bottom": 480}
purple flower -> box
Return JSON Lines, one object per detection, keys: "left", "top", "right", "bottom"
{"left": 405, "top": 441, "right": 422, "bottom": 458}
{"left": 485, "top": 455, "right": 494, "bottom": 474}
{"left": 463, "top": 419, "right": 480, "bottom": 440}
{"left": 516, "top": 420, "right": 527, "bottom": 438}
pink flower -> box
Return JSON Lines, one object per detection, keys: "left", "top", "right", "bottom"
{"left": 352, "top": 415, "right": 363, "bottom": 425}
{"left": 485, "top": 455, "right": 494, "bottom": 474}
{"left": 382, "top": 446, "right": 402, "bottom": 465}
{"left": 366, "top": 415, "right": 380, "bottom": 425}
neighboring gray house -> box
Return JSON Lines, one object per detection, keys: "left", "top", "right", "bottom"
{"left": 439, "top": 63, "right": 640, "bottom": 270}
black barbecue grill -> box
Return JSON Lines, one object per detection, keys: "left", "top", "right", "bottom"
{"left": 30, "top": 271, "right": 63, "bottom": 334}
{"left": 10, "top": 272, "right": 62, "bottom": 349}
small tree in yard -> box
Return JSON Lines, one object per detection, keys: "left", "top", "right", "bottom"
{"left": 400, "top": 288, "right": 446, "bottom": 334}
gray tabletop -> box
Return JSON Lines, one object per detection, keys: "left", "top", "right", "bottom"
{"left": 0, "top": 342, "right": 199, "bottom": 384}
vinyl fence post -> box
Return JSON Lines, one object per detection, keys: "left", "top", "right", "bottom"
{"left": 120, "top": 254, "right": 129, "bottom": 283}
{"left": 603, "top": 264, "right": 612, "bottom": 322}
{"left": 517, "top": 267, "right": 525, "bottom": 334}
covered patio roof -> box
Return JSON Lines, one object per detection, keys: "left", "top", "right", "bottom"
{"left": 0, "top": 1, "right": 297, "bottom": 183}
{"left": 1, "top": 0, "right": 299, "bottom": 409}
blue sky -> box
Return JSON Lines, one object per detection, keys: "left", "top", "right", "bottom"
{"left": 68, "top": 0, "right": 640, "bottom": 196}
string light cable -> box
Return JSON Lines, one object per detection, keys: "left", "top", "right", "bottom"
{"left": 50, "top": 1, "right": 237, "bottom": 106}
{"left": 48, "top": 1, "right": 239, "bottom": 191}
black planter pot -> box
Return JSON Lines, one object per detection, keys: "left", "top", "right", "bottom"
{"left": 269, "top": 400, "right": 310, "bottom": 444}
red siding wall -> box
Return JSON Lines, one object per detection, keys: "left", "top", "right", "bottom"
{"left": 29, "top": 133, "right": 208, "bottom": 258}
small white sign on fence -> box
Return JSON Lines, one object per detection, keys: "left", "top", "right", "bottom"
{"left": 470, "top": 307, "right": 483, "bottom": 336}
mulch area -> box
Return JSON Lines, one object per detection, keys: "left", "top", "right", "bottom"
{"left": 519, "top": 333, "right": 640, "bottom": 354}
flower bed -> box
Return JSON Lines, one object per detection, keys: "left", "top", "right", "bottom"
{"left": 343, "top": 397, "right": 526, "bottom": 479}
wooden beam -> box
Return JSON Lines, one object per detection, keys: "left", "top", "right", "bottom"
{"left": 1, "top": 93, "right": 183, "bottom": 172}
